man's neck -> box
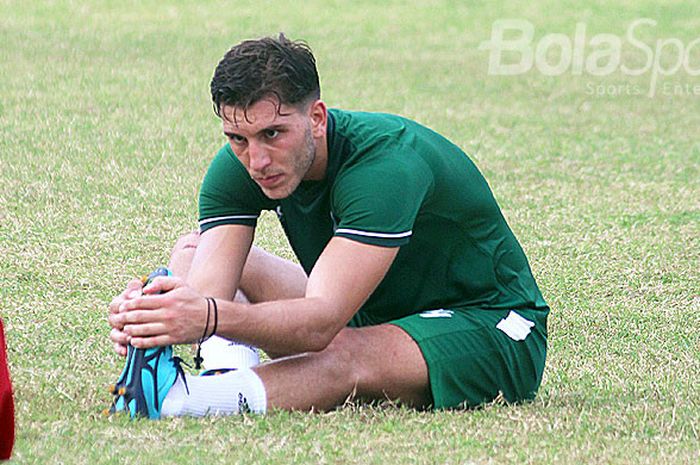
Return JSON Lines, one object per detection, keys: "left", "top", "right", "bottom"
{"left": 305, "top": 130, "right": 329, "bottom": 181}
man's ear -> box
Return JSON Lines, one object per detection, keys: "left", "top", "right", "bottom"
{"left": 307, "top": 99, "right": 327, "bottom": 139}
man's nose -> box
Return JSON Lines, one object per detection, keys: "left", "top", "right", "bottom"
{"left": 248, "top": 141, "right": 271, "bottom": 173}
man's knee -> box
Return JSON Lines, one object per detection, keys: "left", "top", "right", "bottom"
{"left": 168, "top": 231, "right": 200, "bottom": 278}
{"left": 320, "top": 328, "right": 383, "bottom": 395}
{"left": 318, "top": 325, "right": 430, "bottom": 406}
{"left": 172, "top": 231, "right": 200, "bottom": 254}
{"left": 317, "top": 329, "right": 374, "bottom": 390}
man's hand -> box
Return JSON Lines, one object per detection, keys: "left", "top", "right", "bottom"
{"left": 108, "top": 276, "right": 209, "bottom": 349}
{"left": 108, "top": 279, "right": 144, "bottom": 357}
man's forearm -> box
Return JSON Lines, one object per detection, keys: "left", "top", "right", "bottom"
{"left": 185, "top": 225, "right": 254, "bottom": 299}
{"left": 214, "top": 297, "right": 344, "bottom": 355}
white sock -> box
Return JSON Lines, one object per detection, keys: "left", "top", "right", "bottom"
{"left": 200, "top": 335, "right": 260, "bottom": 370}
{"left": 161, "top": 369, "right": 267, "bottom": 417}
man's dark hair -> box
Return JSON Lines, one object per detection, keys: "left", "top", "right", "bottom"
{"left": 210, "top": 33, "right": 320, "bottom": 120}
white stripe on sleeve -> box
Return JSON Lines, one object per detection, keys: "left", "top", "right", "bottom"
{"left": 334, "top": 228, "right": 413, "bottom": 239}
{"left": 199, "top": 214, "right": 259, "bottom": 227}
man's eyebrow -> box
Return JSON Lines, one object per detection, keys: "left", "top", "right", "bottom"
{"left": 256, "top": 123, "right": 287, "bottom": 133}
{"left": 224, "top": 124, "right": 287, "bottom": 138}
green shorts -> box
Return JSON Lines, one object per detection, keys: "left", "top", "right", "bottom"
{"left": 390, "top": 307, "right": 548, "bottom": 409}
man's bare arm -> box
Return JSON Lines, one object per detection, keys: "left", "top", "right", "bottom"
{"left": 186, "top": 224, "right": 254, "bottom": 299}
{"left": 215, "top": 237, "right": 399, "bottom": 354}
{"left": 114, "top": 237, "right": 399, "bottom": 355}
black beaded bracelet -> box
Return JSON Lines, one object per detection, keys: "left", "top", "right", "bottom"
{"left": 193, "top": 297, "right": 212, "bottom": 370}
{"left": 208, "top": 297, "right": 219, "bottom": 339}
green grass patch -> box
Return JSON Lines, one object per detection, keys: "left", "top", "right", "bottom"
{"left": 1, "top": 1, "right": 698, "bottom": 463}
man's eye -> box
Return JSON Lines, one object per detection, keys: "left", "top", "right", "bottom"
{"left": 264, "top": 129, "right": 279, "bottom": 139}
{"left": 229, "top": 134, "right": 246, "bottom": 144}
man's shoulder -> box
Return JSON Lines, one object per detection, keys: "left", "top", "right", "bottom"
{"left": 329, "top": 108, "right": 413, "bottom": 135}
{"left": 329, "top": 108, "right": 452, "bottom": 158}
{"left": 200, "top": 144, "right": 256, "bottom": 191}
{"left": 199, "top": 143, "right": 276, "bottom": 224}
{"left": 209, "top": 143, "right": 240, "bottom": 169}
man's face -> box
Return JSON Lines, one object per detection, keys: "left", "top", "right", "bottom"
{"left": 221, "top": 99, "right": 323, "bottom": 199}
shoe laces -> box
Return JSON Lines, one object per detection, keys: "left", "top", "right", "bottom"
{"left": 171, "top": 356, "right": 191, "bottom": 395}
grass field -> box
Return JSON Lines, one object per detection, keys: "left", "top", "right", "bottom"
{"left": 1, "top": 0, "right": 698, "bottom": 463}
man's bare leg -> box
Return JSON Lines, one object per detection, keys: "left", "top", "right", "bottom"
{"left": 256, "top": 324, "right": 431, "bottom": 410}
{"left": 161, "top": 324, "right": 432, "bottom": 417}
{"left": 162, "top": 323, "right": 431, "bottom": 415}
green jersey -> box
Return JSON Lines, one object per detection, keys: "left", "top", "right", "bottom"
{"left": 199, "top": 109, "right": 548, "bottom": 325}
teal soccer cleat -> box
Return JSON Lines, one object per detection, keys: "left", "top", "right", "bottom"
{"left": 106, "top": 267, "right": 186, "bottom": 419}
{"left": 107, "top": 345, "right": 187, "bottom": 419}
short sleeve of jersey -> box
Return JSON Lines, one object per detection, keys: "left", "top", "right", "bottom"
{"left": 198, "top": 145, "right": 275, "bottom": 233}
{"left": 331, "top": 153, "right": 434, "bottom": 247}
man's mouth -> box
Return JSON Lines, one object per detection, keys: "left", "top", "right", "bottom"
{"left": 255, "top": 173, "right": 283, "bottom": 188}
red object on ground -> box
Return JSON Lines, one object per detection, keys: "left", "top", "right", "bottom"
{"left": 0, "top": 319, "right": 14, "bottom": 460}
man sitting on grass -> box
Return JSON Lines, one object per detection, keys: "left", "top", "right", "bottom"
{"left": 107, "top": 34, "right": 549, "bottom": 418}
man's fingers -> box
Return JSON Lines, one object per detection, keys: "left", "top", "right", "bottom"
{"left": 130, "top": 335, "right": 171, "bottom": 349}
{"left": 123, "top": 323, "right": 168, "bottom": 337}
{"left": 119, "top": 295, "right": 164, "bottom": 313}
{"left": 108, "top": 279, "right": 149, "bottom": 357}
{"left": 126, "top": 289, "right": 141, "bottom": 300}
{"left": 108, "top": 311, "right": 128, "bottom": 329}
{"left": 110, "top": 327, "right": 129, "bottom": 345}
{"left": 113, "top": 342, "right": 127, "bottom": 357}
{"left": 108, "top": 311, "right": 124, "bottom": 330}
{"left": 110, "top": 327, "right": 129, "bottom": 357}
{"left": 109, "top": 279, "right": 145, "bottom": 315}
{"left": 125, "top": 279, "right": 144, "bottom": 292}
{"left": 124, "top": 279, "right": 144, "bottom": 299}
{"left": 143, "top": 276, "right": 182, "bottom": 295}
{"left": 108, "top": 297, "right": 122, "bottom": 315}
{"left": 116, "top": 309, "right": 166, "bottom": 325}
